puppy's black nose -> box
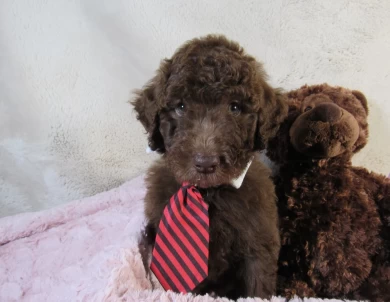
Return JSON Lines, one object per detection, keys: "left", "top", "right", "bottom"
{"left": 194, "top": 154, "right": 220, "bottom": 174}
{"left": 311, "top": 103, "right": 343, "bottom": 124}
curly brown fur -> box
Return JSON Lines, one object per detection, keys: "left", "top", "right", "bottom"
{"left": 267, "top": 84, "right": 390, "bottom": 301}
{"left": 131, "top": 35, "right": 287, "bottom": 299}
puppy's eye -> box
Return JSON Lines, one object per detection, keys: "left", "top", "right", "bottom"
{"left": 175, "top": 103, "right": 186, "bottom": 116}
{"left": 304, "top": 106, "right": 313, "bottom": 112}
{"left": 229, "top": 102, "right": 241, "bottom": 115}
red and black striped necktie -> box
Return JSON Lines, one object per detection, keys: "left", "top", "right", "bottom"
{"left": 150, "top": 183, "right": 209, "bottom": 293}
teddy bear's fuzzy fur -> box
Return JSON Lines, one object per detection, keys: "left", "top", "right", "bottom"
{"left": 266, "top": 84, "right": 390, "bottom": 301}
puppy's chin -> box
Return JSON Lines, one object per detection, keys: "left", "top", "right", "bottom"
{"left": 187, "top": 173, "right": 225, "bottom": 189}
{"left": 194, "top": 176, "right": 220, "bottom": 189}
{"left": 167, "top": 152, "right": 252, "bottom": 188}
{"left": 175, "top": 168, "right": 234, "bottom": 189}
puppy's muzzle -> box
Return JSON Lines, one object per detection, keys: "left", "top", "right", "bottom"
{"left": 193, "top": 153, "right": 220, "bottom": 174}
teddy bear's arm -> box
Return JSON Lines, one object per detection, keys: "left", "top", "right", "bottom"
{"left": 376, "top": 174, "right": 390, "bottom": 228}
{"left": 281, "top": 279, "right": 316, "bottom": 299}
{"left": 351, "top": 167, "right": 390, "bottom": 224}
{"left": 350, "top": 178, "right": 390, "bottom": 302}
{"left": 344, "top": 167, "right": 390, "bottom": 301}
{"left": 350, "top": 167, "right": 388, "bottom": 202}
{"left": 309, "top": 227, "right": 374, "bottom": 297}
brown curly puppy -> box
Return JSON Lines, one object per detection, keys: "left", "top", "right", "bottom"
{"left": 132, "top": 35, "right": 287, "bottom": 299}
{"left": 267, "top": 84, "right": 390, "bottom": 301}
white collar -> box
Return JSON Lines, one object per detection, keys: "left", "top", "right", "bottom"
{"left": 230, "top": 157, "right": 253, "bottom": 189}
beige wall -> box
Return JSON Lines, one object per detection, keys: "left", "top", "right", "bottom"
{"left": 1, "top": 0, "right": 389, "bottom": 217}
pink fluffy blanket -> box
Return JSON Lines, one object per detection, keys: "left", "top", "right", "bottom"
{"left": 0, "top": 175, "right": 357, "bottom": 302}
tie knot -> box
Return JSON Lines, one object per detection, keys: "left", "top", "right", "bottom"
{"left": 181, "top": 183, "right": 204, "bottom": 204}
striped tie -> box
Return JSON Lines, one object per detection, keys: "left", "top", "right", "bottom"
{"left": 150, "top": 183, "right": 209, "bottom": 293}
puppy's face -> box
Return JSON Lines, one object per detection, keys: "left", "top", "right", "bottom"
{"left": 160, "top": 95, "right": 257, "bottom": 188}
{"left": 132, "top": 35, "right": 287, "bottom": 188}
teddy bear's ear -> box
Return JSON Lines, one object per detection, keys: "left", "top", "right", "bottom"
{"left": 352, "top": 90, "right": 369, "bottom": 114}
{"left": 131, "top": 59, "right": 172, "bottom": 153}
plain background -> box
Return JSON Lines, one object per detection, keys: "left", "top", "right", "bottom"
{"left": 1, "top": 0, "right": 389, "bottom": 217}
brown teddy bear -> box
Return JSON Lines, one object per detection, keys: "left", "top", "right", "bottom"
{"left": 266, "top": 84, "right": 390, "bottom": 301}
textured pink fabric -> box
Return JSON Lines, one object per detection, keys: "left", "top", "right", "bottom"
{"left": 0, "top": 175, "right": 146, "bottom": 302}
{"left": 0, "top": 173, "right": 369, "bottom": 302}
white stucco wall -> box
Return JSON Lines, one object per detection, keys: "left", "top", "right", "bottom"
{"left": 1, "top": 0, "right": 389, "bottom": 217}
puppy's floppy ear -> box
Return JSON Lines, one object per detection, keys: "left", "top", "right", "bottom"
{"left": 131, "top": 59, "right": 172, "bottom": 153}
{"left": 266, "top": 99, "right": 300, "bottom": 164}
{"left": 254, "top": 83, "right": 288, "bottom": 150}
